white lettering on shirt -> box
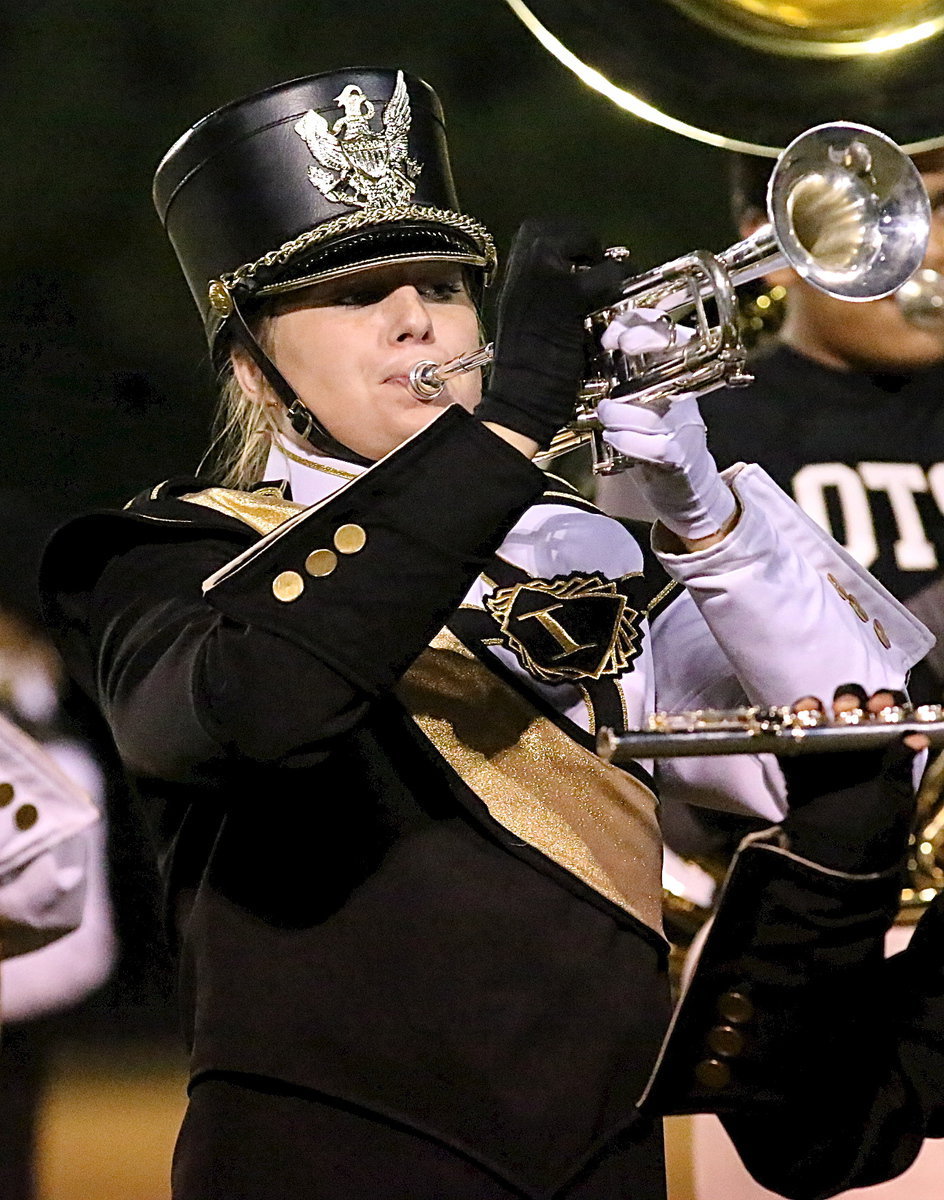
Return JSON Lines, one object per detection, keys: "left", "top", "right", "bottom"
{"left": 792, "top": 463, "right": 878, "bottom": 567}
{"left": 859, "top": 462, "right": 937, "bottom": 571}
{"left": 792, "top": 462, "right": 944, "bottom": 572}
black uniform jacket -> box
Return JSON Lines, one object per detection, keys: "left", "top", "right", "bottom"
{"left": 648, "top": 822, "right": 944, "bottom": 1200}
{"left": 41, "top": 408, "right": 674, "bottom": 1200}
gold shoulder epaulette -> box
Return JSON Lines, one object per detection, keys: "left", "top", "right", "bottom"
{"left": 180, "top": 486, "right": 305, "bottom": 536}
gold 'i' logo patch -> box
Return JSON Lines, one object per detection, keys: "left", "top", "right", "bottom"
{"left": 485, "top": 572, "right": 644, "bottom": 683}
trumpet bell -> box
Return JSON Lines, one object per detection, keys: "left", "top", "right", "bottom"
{"left": 672, "top": 0, "right": 944, "bottom": 57}
{"left": 558, "top": 122, "right": 931, "bottom": 470}
{"left": 770, "top": 123, "right": 931, "bottom": 300}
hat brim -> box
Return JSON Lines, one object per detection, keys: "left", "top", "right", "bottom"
{"left": 253, "top": 221, "right": 489, "bottom": 299}
{"left": 209, "top": 207, "right": 496, "bottom": 352}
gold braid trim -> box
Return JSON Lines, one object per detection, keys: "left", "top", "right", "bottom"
{"left": 218, "top": 205, "right": 497, "bottom": 292}
{"left": 277, "top": 446, "right": 358, "bottom": 479}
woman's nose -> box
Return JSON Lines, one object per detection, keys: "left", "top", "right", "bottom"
{"left": 384, "top": 286, "right": 434, "bottom": 342}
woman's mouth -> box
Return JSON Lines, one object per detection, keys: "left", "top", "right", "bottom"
{"left": 384, "top": 372, "right": 442, "bottom": 403}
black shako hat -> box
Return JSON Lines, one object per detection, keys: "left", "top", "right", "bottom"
{"left": 153, "top": 67, "right": 496, "bottom": 352}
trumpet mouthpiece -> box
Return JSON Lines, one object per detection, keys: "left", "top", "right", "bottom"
{"left": 407, "top": 343, "right": 495, "bottom": 399}
{"left": 408, "top": 360, "right": 445, "bottom": 399}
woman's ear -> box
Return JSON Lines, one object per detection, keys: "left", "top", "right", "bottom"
{"left": 230, "top": 348, "right": 278, "bottom": 408}
{"left": 230, "top": 348, "right": 262, "bottom": 399}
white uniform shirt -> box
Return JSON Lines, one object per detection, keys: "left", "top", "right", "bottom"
{"left": 264, "top": 428, "right": 932, "bottom": 825}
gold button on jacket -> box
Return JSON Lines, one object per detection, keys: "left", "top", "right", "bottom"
{"left": 305, "top": 549, "right": 338, "bottom": 577}
{"left": 272, "top": 570, "right": 305, "bottom": 602}
{"left": 334, "top": 524, "right": 367, "bottom": 554}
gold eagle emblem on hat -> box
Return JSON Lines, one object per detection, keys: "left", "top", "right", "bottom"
{"left": 293, "top": 70, "right": 422, "bottom": 211}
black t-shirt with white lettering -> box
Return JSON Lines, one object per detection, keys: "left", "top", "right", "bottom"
{"left": 706, "top": 343, "right": 944, "bottom": 695}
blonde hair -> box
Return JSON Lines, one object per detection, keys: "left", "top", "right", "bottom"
{"left": 202, "top": 314, "right": 281, "bottom": 490}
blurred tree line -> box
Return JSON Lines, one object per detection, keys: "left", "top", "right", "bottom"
{"left": 0, "top": 0, "right": 730, "bottom": 521}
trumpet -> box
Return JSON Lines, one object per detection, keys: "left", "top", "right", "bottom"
{"left": 410, "top": 121, "right": 931, "bottom": 475}
{"left": 897, "top": 267, "right": 944, "bottom": 328}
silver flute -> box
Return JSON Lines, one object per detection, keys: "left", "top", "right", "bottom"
{"left": 596, "top": 705, "right": 944, "bottom": 761}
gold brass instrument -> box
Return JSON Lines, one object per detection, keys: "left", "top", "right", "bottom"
{"left": 410, "top": 121, "right": 931, "bottom": 474}
{"left": 503, "top": 1, "right": 944, "bottom": 156}
{"left": 901, "top": 747, "right": 944, "bottom": 919}
{"left": 897, "top": 267, "right": 944, "bottom": 327}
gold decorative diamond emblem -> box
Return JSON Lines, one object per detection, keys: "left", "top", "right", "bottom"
{"left": 485, "top": 573, "right": 643, "bottom": 683}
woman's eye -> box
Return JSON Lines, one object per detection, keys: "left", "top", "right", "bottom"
{"left": 332, "top": 280, "right": 465, "bottom": 306}
{"left": 336, "top": 289, "right": 382, "bottom": 307}
{"left": 420, "top": 282, "right": 465, "bottom": 301}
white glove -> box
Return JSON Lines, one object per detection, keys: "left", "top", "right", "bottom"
{"left": 597, "top": 307, "right": 736, "bottom": 542}
{"left": 598, "top": 394, "right": 736, "bottom": 541}
{"left": 600, "top": 306, "right": 695, "bottom": 357}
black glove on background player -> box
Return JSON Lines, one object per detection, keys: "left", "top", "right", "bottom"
{"left": 476, "top": 219, "right": 625, "bottom": 449}
{"left": 781, "top": 741, "right": 918, "bottom": 875}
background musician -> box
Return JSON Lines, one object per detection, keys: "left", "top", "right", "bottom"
{"left": 0, "top": 593, "right": 112, "bottom": 1200}
{"left": 705, "top": 148, "right": 944, "bottom": 704}
{"left": 651, "top": 700, "right": 944, "bottom": 1199}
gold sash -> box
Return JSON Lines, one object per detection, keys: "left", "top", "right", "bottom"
{"left": 399, "top": 629, "right": 664, "bottom": 936}
{"left": 182, "top": 486, "right": 304, "bottom": 533}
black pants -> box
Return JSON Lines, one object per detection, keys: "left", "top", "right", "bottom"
{"left": 172, "top": 1075, "right": 666, "bottom": 1200}
{"left": 0, "top": 1024, "right": 47, "bottom": 1200}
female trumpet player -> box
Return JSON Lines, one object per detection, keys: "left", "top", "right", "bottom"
{"left": 40, "top": 67, "right": 932, "bottom": 1199}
